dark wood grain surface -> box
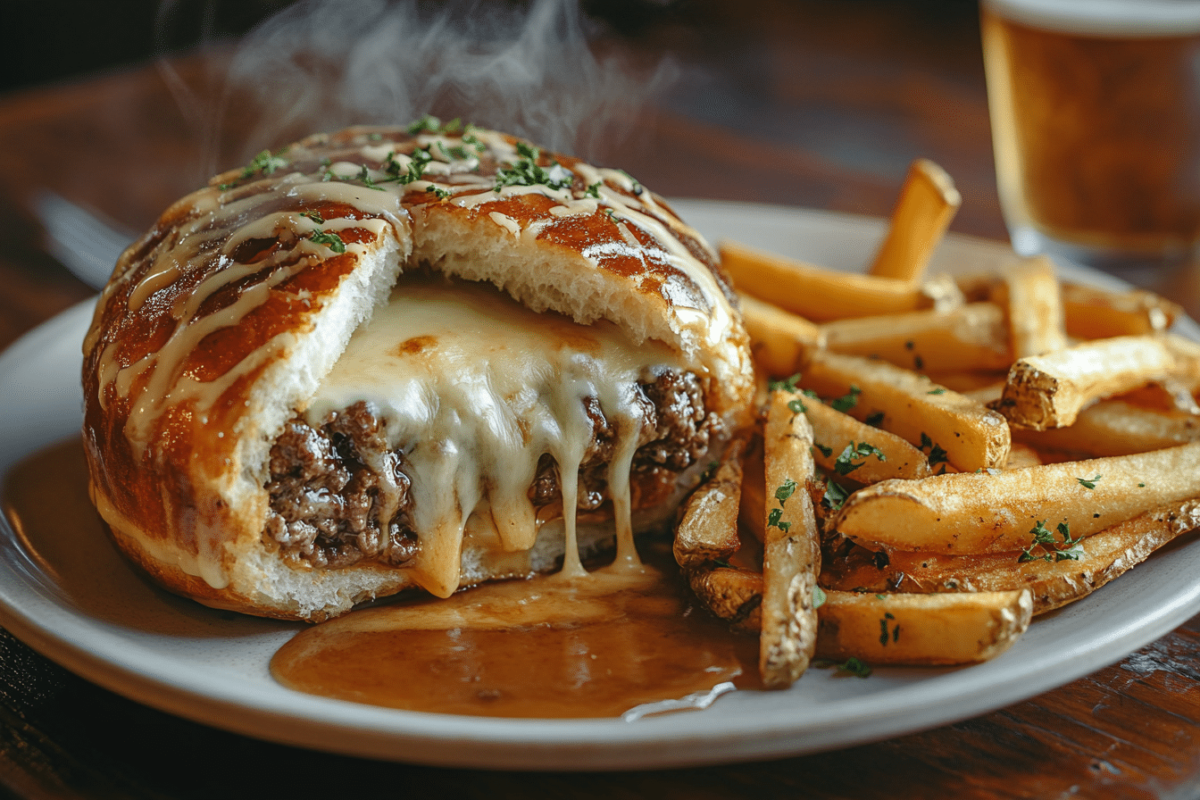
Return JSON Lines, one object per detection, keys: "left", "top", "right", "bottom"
{"left": 2, "top": 2, "right": 1199, "bottom": 797}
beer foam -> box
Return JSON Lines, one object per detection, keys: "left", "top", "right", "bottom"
{"left": 984, "top": 0, "right": 1200, "bottom": 36}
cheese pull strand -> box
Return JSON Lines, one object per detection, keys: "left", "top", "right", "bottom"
{"left": 305, "top": 278, "right": 676, "bottom": 594}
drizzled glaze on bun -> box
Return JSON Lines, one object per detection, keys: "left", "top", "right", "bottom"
{"left": 82, "top": 121, "right": 754, "bottom": 620}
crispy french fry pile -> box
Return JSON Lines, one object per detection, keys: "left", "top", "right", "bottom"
{"left": 676, "top": 160, "right": 1200, "bottom": 687}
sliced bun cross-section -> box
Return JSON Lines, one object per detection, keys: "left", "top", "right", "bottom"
{"left": 82, "top": 123, "right": 754, "bottom": 620}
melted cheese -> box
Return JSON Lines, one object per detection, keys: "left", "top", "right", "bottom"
{"left": 305, "top": 278, "right": 688, "bottom": 597}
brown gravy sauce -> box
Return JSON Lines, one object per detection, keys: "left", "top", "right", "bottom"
{"left": 271, "top": 547, "right": 761, "bottom": 719}
{"left": 2, "top": 439, "right": 760, "bottom": 721}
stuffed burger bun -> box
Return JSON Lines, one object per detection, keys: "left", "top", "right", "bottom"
{"left": 81, "top": 120, "right": 755, "bottom": 621}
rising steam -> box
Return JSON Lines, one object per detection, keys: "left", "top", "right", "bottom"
{"left": 157, "top": 0, "right": 677, "bottom": 176}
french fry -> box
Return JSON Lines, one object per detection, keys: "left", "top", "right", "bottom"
{"left": 831, "top": 442, "right": 1200, "bottom": 554}
{"left": 996, "top": 335, "right": 1176, "bottom": 430}
{"left": 1115, "top": 380, "right": 1200, "bottom": 414}
{"left": 926, "top": 371, "right": 1010, "bottom": 394}
{"left": 1013, "top": 399, "right": 1200, "bottom": 457}
{"left": 738, "top": 293, "right": 823, "bottom": 377}
{"left": 760, "top": 390, "right": 821, "bottom": 688}
{"left": 954, "top": 271, "right": 1001, "bottom": 302}
{"left": 720, "top": 240, "right": 925, "bottom": 322}
{"left": 739, "top": 437, "right": 767, "bottom": 542}
{"left": 993, "top": 255, "right": 1067, "bottom": 358}
{"left": 688, "top": 570, "right": 1035, "bottom": 663}
{"left": 1062, "top": 282, "right": 1181, "bottom": 340}
{"left": 917, "top": 272, "right": 967, "bottom": 313}
{"left": 963, "top": 380, "right": 1004, "bottom": 405}
{"left": 814, "top": 589, "right": 1031, "bottom": 665}
{"left": 819, "top": 303, "right": 1011, "bottom": 372}
{"left": 673, "top": 436, "right": 748, "bottom": 568}
{"left": 1162, "top": 333, "right": 1200, "bottom": 381}
{"left": 823, "top": 500, "right": 1200, "bottom": 615}
{"left": 801, "top": 350, "right": 1011, "bottom": 472}
{"left": 1004, "top": 441, "right": 1043, "bottom": 469}
{"left": 868, "top": 159, "right": 962, "bottom": 282}
{"left": 804, "top": 399, "right": 932, "bottom": 481}
{"left": 687, "top": 565, "right": 763, "bottom": 632}
{"left": 694, "top": 159, "right": 1200, "bottom": 681}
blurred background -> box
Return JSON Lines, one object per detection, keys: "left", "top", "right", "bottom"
{"left": 0, "top": 0, "right": 1000, "bottom": 233}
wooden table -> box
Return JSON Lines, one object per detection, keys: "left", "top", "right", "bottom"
{"left": 1, "top": 3, "right": 1199, "bottom": 797}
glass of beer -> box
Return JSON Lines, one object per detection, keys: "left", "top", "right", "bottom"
{"left": 981, "top": 0, "right": 1200, "bottom": 272}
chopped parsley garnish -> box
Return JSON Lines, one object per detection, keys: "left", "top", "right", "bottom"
{"left": 711, "top": 558, "right": 733, "bottom": 569}
{"left": 309, "top": 230, "right": 346, "bottom": 254}
{"left": 436, "top": 140, "right": 470, "bottom": 161}
{"left": 815, "top": 657, "right": 872, "bottom": 678}
{"left": 767, "top": 478, "right": 800, "bottom": 534}
{"left": 814, "top": 443, "right": 833, "bottom": 458}
{"left": 367, "top": 132, "right": 383, "bottom": 142}
{"left": 242, "top": 148, "right": 289, "bottom": 179}
{"left": 441, "top": 117, "right": 462, "bottom": 133}
{"left": 833, "top": 441, "right": 887, "bottom": 475}
{"left": 813, "top": 585, "right": 827, "bottom": 609}
{"left": 1077, "top": 474, "right": 1102, "bottom": 490}
{"left": 300, "top": 210, "right": 324, "bottom": 224}
{"left": 494, "top": 142, "right": 574, "bottom": 192}
{"left": 879, "top": 612, "right": 899, "bottom": 646}
{"left": 836, "top": 657, "right": 872, "bottom": 678}
{"left": 584, "top": 181, "right": 602, "bottom": 199}
{"left": 1019, "top": 520, "right": 1084, "bottom": 563}
{"left": 618, "top": 169, "right": 643, "bottom": 196}
{"left": 355, "top": 165, "right": 384, "bottom": 190}
{"left": 788, "top": 398, "right": 807, "bottom": 415}
{"left": 222, "top": 148, "right": 290, "bottom": 188}
{"left": 384, "top": 147, "right": 434, "bottom": 185}
{"left": 769, "top": 373, "right": 801, "bottom": 393}
{"left": 919, "top": 433, "right": 949, "bottom": 467}
{"left": 927, "top": 388, "right": 946, "bottom": 395}
{"left": 822, "top": 479, "right": 850, "bottom": 511}
{"left": 700, "top": 461, "right": 720, "bottom": 483}
{"left": 461, "top": 131, "right": 487, "bottom": 153}
{"left": 830, "top": 385, "right": 861, "bottom": 413}
{"left": 865, "top": 411, "right": 885, "bottom": 428}
{"left": 406, "top": 114, "right": 442, "bottom": 135}
{"left": 427, "top": 185, "right": 451, "bottom": 200}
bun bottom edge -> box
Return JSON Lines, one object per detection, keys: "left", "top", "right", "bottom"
{"left": 98, "top": 506, "right": 684, "bottom": 623}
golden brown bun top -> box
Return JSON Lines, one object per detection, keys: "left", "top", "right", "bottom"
{"left": 81, "top": 122, "right": 753, "bottom": 597}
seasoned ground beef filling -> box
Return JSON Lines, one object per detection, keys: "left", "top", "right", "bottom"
{"left": 263, "top": 370, "right": 722, "bottom": 570}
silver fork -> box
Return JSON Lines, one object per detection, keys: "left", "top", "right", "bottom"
{"left": 34, "top": 192, "right": 137, "bottom": 290}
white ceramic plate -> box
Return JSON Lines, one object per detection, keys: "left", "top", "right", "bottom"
{"left": 1, "top": 201, "right": 1199, "bottom": 771}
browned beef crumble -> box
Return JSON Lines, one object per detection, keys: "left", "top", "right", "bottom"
{"left": 263, "top": 369, "right": 722, "bottom": 570}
